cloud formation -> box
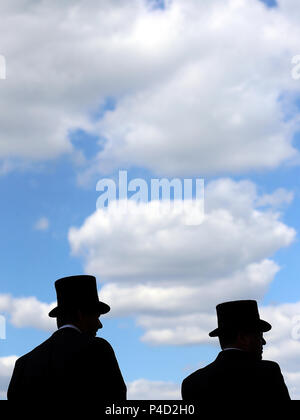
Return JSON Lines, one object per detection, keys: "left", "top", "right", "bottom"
{"left": 1, "top": 178, "right": 296, "bottom": 351}
{"left": 68, "top": 178, "right": 295, "bottom": 345}
{"left": 91, "top": 0, "right": 300, "bottom": 176}
{"left": 0, "top": 0, "right": 300, "bottom": 176}
{"left": 0, "top": 294, "right": 55, "bottom": 332}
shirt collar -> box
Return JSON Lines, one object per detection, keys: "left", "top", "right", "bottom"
{"left": 222, "top": 347, "right": 244, "bottom": 351}
{"left": 58, "top": 324, "right": 81, "bottom": 333}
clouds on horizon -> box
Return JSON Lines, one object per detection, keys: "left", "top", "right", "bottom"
{"left": 127, "top": 378, "right": 181, "bottom": 400}
{"left": 0, "top": 356, "right": 17, "bottom": 400}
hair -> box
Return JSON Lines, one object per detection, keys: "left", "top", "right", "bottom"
{"left": 218, "top": 329, "right": 239, "bottom": 349}
{"left": 56, "top": 308, "right": 80, "bottom": 328}
{"left": 56, "top": 306, "right": 100, "bottom": 328}
{"left": 218, "top": 327, "right": 260, "bottom": 349}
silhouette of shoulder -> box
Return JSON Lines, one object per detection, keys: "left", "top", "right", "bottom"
{"left": 13, "top": 331, "right": 118, "bottom": 367}
{"left": 86, "top": 336, "right": 120, "bottom": 362}
{"left": 259, "top": 360, "right": 287, "bottom": 384}
{"left": 182, "top": 360, "right": 216, "bottom": 388}
{"left": 183, "top": 357, "right": 283, "bottom": 385}
{"left": 182, "top": 352, "right": 290, "bottom": 401}
{"left": 91, "top": 336, "right": 116, "bottom": 351}
{"left": 260, "top": 359, "right": 281, "bottom": 370}
{"left": 8, "top": 329, "right": 127, "bottom": 400}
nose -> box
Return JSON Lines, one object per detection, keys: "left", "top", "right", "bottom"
{"left": 97, "top": 318, "right": 103, "bottom": 329}
{"left": 262, "top": 337, "right": 266, "bottom": 346}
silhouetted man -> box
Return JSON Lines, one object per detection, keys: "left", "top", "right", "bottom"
{"left": 8, "top": 275, "right": 126, "bottom": 400}
{"left": 181, "top": 300, "right": 290, "bottom": 401}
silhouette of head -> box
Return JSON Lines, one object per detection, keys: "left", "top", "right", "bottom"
{"left": 56, "top": 307, "right": 103, "bottom": 337}
{"left": 48, "top": 275, "right": 110, "bottom": 336}
{"left": 209, "top": 300, "right": 271, "bottom": 360}
{"left": 218, "top": 328, "right": 266, "bottom": 359}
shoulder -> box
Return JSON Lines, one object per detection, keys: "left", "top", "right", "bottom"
{"left": 13, "top": 354, "right": 26, "bottom": 369}
{"left": 182, "top": 362, "right": 215, "bottom": 386}
{"left": 259, "top": 360, "right": 283, "bottom": 374}
{"left": 13, "top": 336, "right": 53, "bottom": 366}
{"left": 248, "top": 359, "right": 286, "bottom": 384}
{"left": 182, "top": 362, "right": 217, "bottom": 400}
{"left": 260, "top": 360, "right": 280, "bottom": 368}
{"left": 92, "top": 337, "right": 114, "bottom": 350}
{"left": 83, "top": 337, "right": 123, "bottom": 374}
{"left": 87, "top": 336, "right": 117, "bottom": 357}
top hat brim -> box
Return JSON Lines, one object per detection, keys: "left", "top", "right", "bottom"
{"left": 48, "top": 301, "right": 111, "bottom": 318}
{"left": 208, "top": 319, "right": 272, "bottom": 337}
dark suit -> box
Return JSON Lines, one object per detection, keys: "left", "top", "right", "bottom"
{"left": 7, "top": 327, "right": 126, "bottom": 400}
{"left": 182, "top": 349, "right": 290, "bottom": 401}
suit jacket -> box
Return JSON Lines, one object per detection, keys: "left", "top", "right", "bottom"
{"left": 7, "top": 327, "right": 127, "bottom": 401}
{"left": 182, "top": 349, "right": 290, "bottom": 402}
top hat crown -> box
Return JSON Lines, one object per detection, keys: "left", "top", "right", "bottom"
{"left": 209, "top": 300, "right": 271, "bottom": 337}
{"left": 48, "top": 275, "right": 110, "bottom": 318}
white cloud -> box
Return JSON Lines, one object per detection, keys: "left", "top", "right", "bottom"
{"left": 2, "top": 177, "right": 294, "bottom": 375}
{"left": 0, "top": 0, "right": 154, "bottom": 166}
{"left": 70, "top": 179, "right": 295, "bottom": 285}
{"left": 34, "top": 217, "right": 49, "bottom": 231}
{"left": 68, "top": 178, "right": 295, "bottom": 344}
{"left": 0, "top": 294, "right": 56, "bottom": 332}
{"left": 256, "top": 188, "right": 294, "bottom": 208}
{"left": 93, "top": 0, "right": 300, "bottom": 176}
{"left": 0, "top": 0, "right": 299, "bottom": 176}
{"left": 127, "top": 379, "right": 181, "bottom": 400}
{"left": 101, "top": 258, "right": 278, "bottom": 319}
{"left": 0, "top": 356, "right": 18, "bottom": 400}
{"left": 284, "top": 371, "right": 300, "bottom": 400}
{"left": 0, "top": 180, "right": 295, "bottom": 344}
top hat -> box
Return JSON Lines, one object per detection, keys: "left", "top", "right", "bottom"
{"left": 48, "top": 275, "right": 110, "bottom": 318}
{"left": 208, "top": 300, "right": 271, "bottom": 337}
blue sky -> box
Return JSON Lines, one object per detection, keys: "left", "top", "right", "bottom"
{"left": 1, "top": 0, "right": 300, "bottom": 400}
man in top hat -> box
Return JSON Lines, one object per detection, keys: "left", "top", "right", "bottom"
{"left": 181, "top": 300, "right": 290, "bottom": 401}
{"left": 7, "top": 275, "right": 127, "bottom": 401}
